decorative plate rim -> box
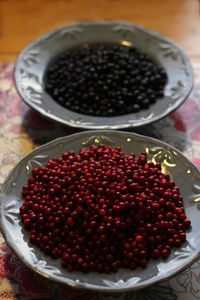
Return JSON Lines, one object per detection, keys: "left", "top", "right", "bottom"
{"left": 1, "top": 130, "right": 200, "bottom": 292}
{"left": 14, "top": 20, "right": 194, "bottom": 129}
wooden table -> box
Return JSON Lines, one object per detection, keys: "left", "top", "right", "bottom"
{"left": 0, "top": 0, "right": 199, "bottom": 62}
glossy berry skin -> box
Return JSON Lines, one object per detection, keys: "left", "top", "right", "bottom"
{"left": 45, "top": 44, "right": 167, "bottom": 117}
{"left": 20, "top": 144, "right": 190, "bottom": 273}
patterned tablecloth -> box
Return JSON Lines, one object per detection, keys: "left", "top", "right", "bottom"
{"left": 0, "top": 62, "right": 200, "bottom": 300}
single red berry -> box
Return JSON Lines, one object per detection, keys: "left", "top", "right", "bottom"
{"left": 161, "top": 249, "right": 169, "bottom": 259}
{"left": 183, "top": 219, "right": 191, "bottom": 228}
{"left": 135, "top": 235, "right": 143, "bottom": 243}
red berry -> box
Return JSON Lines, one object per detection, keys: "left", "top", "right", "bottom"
{"left": 180, "top": 232, "right": 186, "bottom": 242}
{"left": 20, "top": 145, "right": 190, "bottom": 274}
{"left": 140, "top": 259, "right": 148, "bottom": 268}
{"left": 183, "top": 219, "right": 191, "bottom": 228}
{"left": 135, "top": 235, "right": 143, "bottom": 243}
{"left": 161, "top": 249, "right": 169, "bottom": 259}
{"left": 152, "top": 249, "right": 160, "bottom": 259}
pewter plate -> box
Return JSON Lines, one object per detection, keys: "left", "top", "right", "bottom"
{"left": 14, "top": 21, "right": 194, "bottom": 129}
{"left": 1, "top": 131, "right": 200, "bottom": 292}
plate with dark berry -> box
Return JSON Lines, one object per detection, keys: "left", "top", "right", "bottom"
{"left": 14, "top": 21, "right": 193, "bottom": 129}
{"left": 1, "top": 130, "right": 200, "bottom": 292}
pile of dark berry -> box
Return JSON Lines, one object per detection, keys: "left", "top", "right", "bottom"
{"left": 20, "top": 145, "right": 190, "bottom": 273}
{"left": 45, "top": 44, "right": 167, "bottom": 116}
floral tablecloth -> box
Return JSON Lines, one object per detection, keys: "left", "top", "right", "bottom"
{"left": 0, "top": 62, "right": 200, "bottom": 300}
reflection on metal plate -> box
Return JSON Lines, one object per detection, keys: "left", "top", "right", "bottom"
{"left": 121, "top": 40, "right": 132, "bottom": 47}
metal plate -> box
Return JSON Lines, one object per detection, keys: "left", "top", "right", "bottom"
{"left": 1, "top": 130, "right": 200, "bottom": 292}
{"left": 14, "top": 21, "right": 194, "bottom": 129}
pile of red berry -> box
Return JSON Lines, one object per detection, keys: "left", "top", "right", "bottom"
{"left": 20, "top": 144, "right": 191, "bottom": 273}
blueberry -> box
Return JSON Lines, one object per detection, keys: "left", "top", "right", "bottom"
{"left": 141, "top": 99, "right": 150, "bottom": 108}
{"left": 45, "top": 44, "right": 167, "bottom": 116}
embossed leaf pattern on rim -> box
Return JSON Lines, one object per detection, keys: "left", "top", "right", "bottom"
{"left": 22, "top": 49, "right": 40, "bottom": 67}
{"left": 14, "top": 21, "right": 194, "bottom": 129}
{"left": 146, "top": 147, "right": 177, "bottom": 167}
{"left": 1, "top": 130, "right": 200, "bottom": 292}
{"left": 190, "top": 184, "right": 200, "bottom": 211}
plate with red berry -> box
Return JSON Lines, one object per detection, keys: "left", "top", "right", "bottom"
{"left": 0, "top": 130, "right": 200, "bottom": 292}
{"left": 14, "top": 21, "right": 193, "bottom": 129}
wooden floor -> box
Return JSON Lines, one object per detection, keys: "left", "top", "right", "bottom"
{"left": 0, "top": 0, "right": 199, "bottom": 62}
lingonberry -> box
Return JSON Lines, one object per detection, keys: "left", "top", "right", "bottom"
{"left": 20, "top": 145, "right": 191, "bottom": 273}
{"left": 161, "top": 249, "right": 169, "bottom": 259}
